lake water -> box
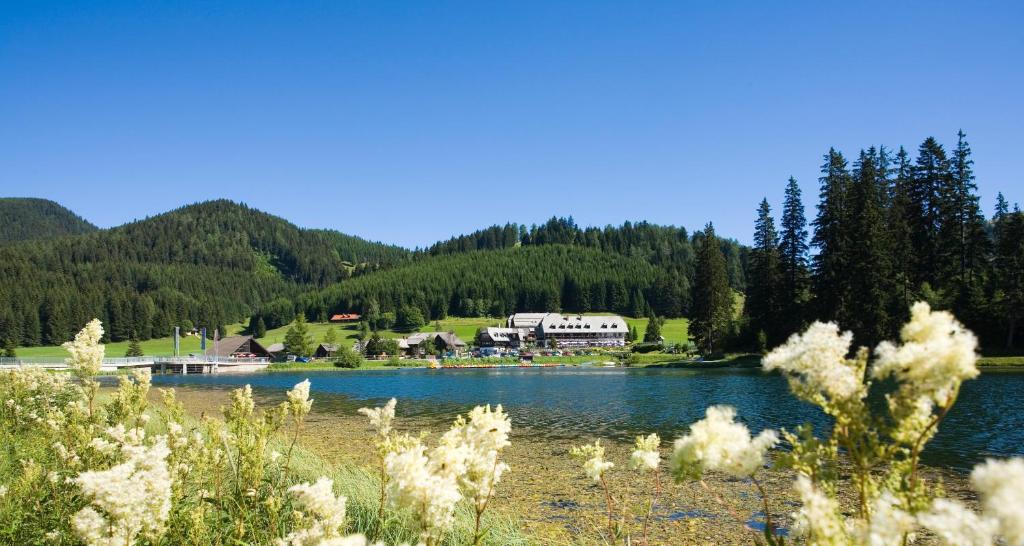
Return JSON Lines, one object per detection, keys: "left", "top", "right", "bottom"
{"left": 150, "top": 367, "right": 1024, "bottom": 471}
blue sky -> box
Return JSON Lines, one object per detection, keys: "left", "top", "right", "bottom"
{"left": 1, "top": 1, "right": 1021, "bottom": 248}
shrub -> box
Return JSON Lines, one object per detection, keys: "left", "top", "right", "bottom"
{"left": 333, "top": 345, "right": 364, "bottom": 369}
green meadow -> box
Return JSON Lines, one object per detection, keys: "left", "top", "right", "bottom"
{"left": 10, "top": 315, "right": 690, "bottom": 359}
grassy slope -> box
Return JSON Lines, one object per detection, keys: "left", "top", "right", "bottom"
{"left": 15, "top": 316, "right": 690, "bottom": 358}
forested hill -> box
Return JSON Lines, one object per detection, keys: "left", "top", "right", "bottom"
{"left": 0, "top": 198, "right": 97, "bottom": 243}
{"left": 0, "top": 200, "right": 410, "bottom": 346}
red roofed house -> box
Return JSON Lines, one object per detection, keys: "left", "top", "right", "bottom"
{"left": 330, "top": 313, "right": 362, "bottom": 323}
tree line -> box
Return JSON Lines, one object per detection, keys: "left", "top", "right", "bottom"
{"left": 744, "top": 131, "right": 1024, "bottom": 351}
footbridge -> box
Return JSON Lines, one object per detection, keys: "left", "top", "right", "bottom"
{"left": 0, "top": 356, "right": 269, "bottom": 374}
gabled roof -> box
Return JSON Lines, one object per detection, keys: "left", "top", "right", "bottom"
{"left": 330, "top": 313, "right": 362, "bottom": 321}
{"left": 317, "top": 343, "right": 340, "bottom": 352}
{"left": 536, "top": 314, "right": 628, "bottom": 334}
{"left": 204, "top": 335, "right": 273, "bottom": 358}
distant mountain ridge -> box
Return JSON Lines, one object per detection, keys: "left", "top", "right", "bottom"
{"left": 0, "top": 198, "right": 97, "bottom": 243}
{"left": 0, "top": 198, "right": 746, "bottom": 349}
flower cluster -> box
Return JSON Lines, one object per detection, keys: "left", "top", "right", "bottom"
{"left": 385, "top": 442, "right": 463, "bottom": 545}
{"left": 277, "top": 477, "right": 348, "bottom": 546}
{"left": 873, "top": 301, "right": 979, "bottom": 406}
{"left": 287, "top": 379, "right": 313, "bottom": 420}
{"left": 62, "top": 318, "right": 105, "bottom": 377}
{"left": 669, "top": 405, "right": 777, "bottom": 479}
{"left": 629, "top": 433, "right": 661, "bottom": 472}
{"left": 570, "top": 440, "right": 614, "bottom": 482}
{"left": 970, "top": 458, "right": 1024, "bottom": 545}
{"left": 763, "top": 321, "right": 864, "bottom": 403}
{"left": 358, "top": 398, "right": 397, "bottom": 438}
{"left": 439, "top": 404, "right": 512, "bottom": 504}
{"left": 72, "top": 434, "right": 172, "bottom": 546}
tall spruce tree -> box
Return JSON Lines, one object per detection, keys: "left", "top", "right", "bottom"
{"left": 747, "top": 198, "right": 782, "bottom": 344}
{"left": 691, "top": 223, "right": 733, "bottom": 355}
{"left": 938, "top": 131, "right": 990, "bottom": 309}
{"left": 994, "top": 207, "right": 1024, "bottom": 348}
{"left": 844, "top": 148, "right": 892, "bottom": 345}
{"left": 284, "top": 314, "right": 313, "bottom": 357}
{"left": 811, "top": 148, "right": 852, "bottom": 323}
{"left": 909, "top": 137, "right": 949, "bottom": 290}
{"left": 779, "top": 177, "right": 809, "bottom": 337}
{"left": 887, "top": 147, "right": 916, "bottom": 322}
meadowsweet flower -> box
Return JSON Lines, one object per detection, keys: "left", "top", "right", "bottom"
{"left": 72, "top": 438, "right": 172, "bottom": 546}
{"left": 63, "top": 319, "right": 105, "bottom": 377}
{"left": 385, "top": 443, "right": 462, "bottom": 544}
{"left": 0, "top": 485, "right": 7, "bottom": 498}
{"left": 763, "top": 322, "right": 863, "bottom": 402}
{"left": 277, "top": 477, "right": 348, "bottom": 546}
{"left": 438, "top": 405, "right": 512, "bottom": 505}
{"left": 873, "top": 302, "right": 979, "bottom": 406}
{"left": 629, "top": 433, "right": 661, "bottom": 472}
{"left": 971, "top": 458, "right": 1024, "bottom": 545}
{"left": 287, "top": 379, "right": 313, "bottom": 419}
{"left": 917, "top": 498, "right": 997, "bottom": 546}
{"left": 791, "top": 475, "right": 847, "bottom": 546}
{"left": 669, "top": 405, "right": 777, "bottom": 479}
{"left": 852, "top": 492, "right": 916, "bottom": 546}
{"left": 570, "top": 440, "right": 614, "bottom": 482}
{"left": 358, "top": 398, "right": 397, "bottom": 438}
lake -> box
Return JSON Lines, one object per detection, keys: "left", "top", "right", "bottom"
{"left": 150, "top": 366, "right": 1024, "bottom": 471}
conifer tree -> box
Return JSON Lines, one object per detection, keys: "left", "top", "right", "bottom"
{"left": 323, "top": 326, "right": 338, "bottom": 346}
{"left": 909, "top": 137, "right": 949, "bottom": 288}
{"left": 811, "top": 149, "right": 851, "bottom": 322}
{"left": 2, "top": 340, "right": 16, "bottom": 358}
{"left": 844, "top": 149, "right": 892, "bottom": 345}
{"left": 747, "top": 198, "right": 781, "bottom": 344}
{"left": 284, "top": 314, "right": 313, "bottom": 357}
{"left": 643, "top": 314, "right": 663, "bottom": 343}
{"left": 778, "top": 177, "right": 809, "bottom": 336}
{"left": 994, "top": 208, "right": 1024, "bottom": 348}
{"left": 691, "top": 223, "right": 732, "bottom": 355}
{"left": 887, "top": 147, "right": 916, "bottom": 321}
{"left": 938, "top": 130, "right": 990, "bottom": 295}
{"left": 255, "top": 317, "right": 267, "bottom": 338}
{"left": 125, "top": 337, "right": 144, "bottom": 357}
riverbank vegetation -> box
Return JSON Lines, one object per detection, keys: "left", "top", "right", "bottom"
{"left": 5, "top": 304, "right": 1024, "bottom": 544}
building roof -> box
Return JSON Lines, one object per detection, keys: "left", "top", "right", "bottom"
{"left": 204, "top": 335, "right": 273, "bottom": 358}
{"left": 536, "top": 314, "right": 628, "bottom": 335}
{"left": 507, "top": 312, "right": 555, "bottom": 328}
{"left": 317, "top": 343, "right": 340, "bottom": 352}
{"left": 266, "top": 343, "right": 285, "bottom": 353}
{"left": 402, "top": 332, "right": 467, "bottom": 348}
{"left": 480, "top": 327, "right": 532, "bottom": 342}
{"left": 330, "top": 313, "right": 362, "bottom": 322}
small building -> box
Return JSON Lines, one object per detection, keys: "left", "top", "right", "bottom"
{"left": 398, "top": 332, "right": 467, "bottom": 357}
{"left": 477, "top": 327, "right": 534, "bottom": 349}
{"left": 330, "top": 313, "right": 362, "bottom": 323}
{"left": 266, "top": 342, "right": 286, "bottom": 360}
{"left": 535, "top": 314, "right": 628, "bottom": 349}
{"left": 314, "top": 343, "right": 340, "bottom": 359}
{"left": 204, "top": 335, "right": 274, "bottom": 359}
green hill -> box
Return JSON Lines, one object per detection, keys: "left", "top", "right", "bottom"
{"left": 0, "top": 200, "right": 409, "bottom": 347}
{"left": 0, "top": 198, "right": 97, "bottom": 243}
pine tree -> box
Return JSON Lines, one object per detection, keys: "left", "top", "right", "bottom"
{"left": 284, "top": 314, "right": 313, "bottom": 357}
{"left": 844, "top": 148, "right": 892, "bottom": 345}
{"left": 747, "top": 198, "right": 782, "bottom": 344}
{"left": 323, "top": 326, "right": 338, "bottom": 346}
{"left": 125, "top": 337, "right": 144, "bottom": 357}
{"left": 994, "top": 208, "right": 1024, "bottom": 348}
{"left": 778, "top": 177, "right": 809, "bottom": 337}
{"left": 887, "top": 147, "right": 916, "bottom": 322}
{"left": 938, "top": 131, "right": 990, "bottom": 304}
{"left": 255, "top": 317, "right": 267, "bottom": 338}
{"left": 2, "top": 339, "right": 16, "bottom": 358}
{"left": 691, "top": 223, "right": 732, "bottom": 355}
{"left": 643, "top": 315, "right": 663, "bottom": 343}
{"left": 811, "top": 149, "right": 852, "bottom": 322}
{"left": 909, "top": 137, "right": 949, "bottom": 289}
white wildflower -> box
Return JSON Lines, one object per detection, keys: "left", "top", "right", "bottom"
{"left": 72, "top": 438, "right": 172, "bottom": 546}
{"left": 971, "top": 458, "right": 1024, "bottom": 545}
{"left": 791, "top": 475, "right": 847, "bottom": 546}
{"left": 763, "top": 322, "right": 863, "bottom": 402}
{"left": 0, "top": 485, "right": 7, "bottom": 497}
{"left": 629, "top": 433, "right": 661, "bottom": 472}
{"left": 278, "top": 477, "right": 348, "bottom": 546}
{"left": 63, "top": 319, "right": 105, "bottom": 377}
{"left": 270, "top": 450, "right": 282, "bottom": 463}
{"left": 358, "top": 398, "right": 397, "bottom": 438}
{"left": 287, "top": 379, "right": 313, "bottom": 418}
{"left": 669, "top": 405, "right": 778, "bottom": 479}
{"left": 570, "top": 440, "right": 614, "bottom": 482}
{"left": 917, "top": 498, "right": 997, "bottom": 546}
{"left": 852, "top": 491, "right": 916, "bottom": 546}
{"left": 385, "top": 443, "right": 462, "bottom": 544}
{"left": 437, "top": 404, "right": 512, "bottom": 503}
{"left": 873, "top": 302, "right": 979, "bottom": 406}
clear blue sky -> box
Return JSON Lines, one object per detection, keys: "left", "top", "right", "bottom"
{"left": 1, "top": 1, "right": 1021, "bottom": 248}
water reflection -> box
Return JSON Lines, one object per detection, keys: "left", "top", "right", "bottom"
{"left": 150, "top": 367, "right": 1024, "bottom": 471}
